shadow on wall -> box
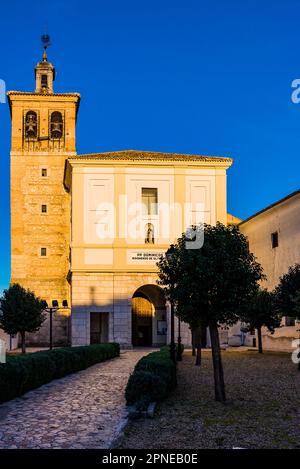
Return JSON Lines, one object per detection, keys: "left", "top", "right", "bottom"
{"left": 71, "top": 284, "right": 168, "bottom": 348}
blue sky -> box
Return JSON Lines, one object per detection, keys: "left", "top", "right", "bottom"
{"left": 0, "top": 0, "right": 300, "bottom": 293}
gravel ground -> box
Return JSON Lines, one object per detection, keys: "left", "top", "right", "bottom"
{"left": 115, "top": 350, "right": 300, "bottom": 449}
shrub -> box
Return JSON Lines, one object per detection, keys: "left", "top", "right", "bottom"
{"left": 0, "top": 343, "right": 120, "bottom": 404}
{"left": 125, "top": 347, "right": 178, "bottom": 409}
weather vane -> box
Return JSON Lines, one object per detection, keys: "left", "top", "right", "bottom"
{"left": 41, "top": 34, "right": 51, "bottom": 61}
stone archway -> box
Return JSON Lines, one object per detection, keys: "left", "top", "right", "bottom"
{"left": 132, "top": 285, "right": 167, "bottom": 347}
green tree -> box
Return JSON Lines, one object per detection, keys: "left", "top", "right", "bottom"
{"left": 0, "top": 284, "right": 46, "bottom": 353}
{"left": 241, "top": 288, "right": 281, "bottom": 354}
{"left": 157, "top": 223, "right": 263, "bottom": 402}
{"left": 274, "top": 264, "right": 300, "bottom": 320}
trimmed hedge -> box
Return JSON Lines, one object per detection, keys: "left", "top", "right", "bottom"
{"left": 125, "top": 347, "right": 178, "bottom": 409}
{"left": 0, "top": 343, "right": 120, "bottom": 404}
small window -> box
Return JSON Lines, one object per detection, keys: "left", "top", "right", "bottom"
{"left": 285, "top": 317, "right": 295, "bottom": 327}
{"left": 142, "top": 188, "right": 158, "bottom": 215}
{"left": 41, "top": 168, "right": 48, "bottom": 177}
{"left": 40, "top": 248, "right": 47, "bottom": 257}
{"left": 271, "top": 232, "right": 279, "bottom": 249}
{"left": 41, "top": 74, "right": 48, "bottom": 88}
{"left": 41, "top": 205, "right": 47, "bottom": 214}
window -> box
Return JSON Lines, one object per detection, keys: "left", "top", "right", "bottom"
{"left": 285, "top": 317, "right": 295, "bottom": 327}
{"left": 41, "top": 168, "right": 47, "bottom": 177}
{"left": 142, "top": 188, "right": 158, "bottom": 215}
{"left": 50, "top": 111, "right": 63, "bottom": 139}
{"left": 25, "top": 111, "right": 38, "bottom": 139}
{"left": 145, "top": 223, "right": 155, "bottom": 244}
{"left": 40, "top": 248, "right": 47, "bottom": 257}
{"left": 41, "top": 74, "right": 48, "bottom": 88}
{"left": 41, "top": 205, "right": 47, "bottom": 214}
{"left": 271, "top": 232, "right": 279, "bottom": 248}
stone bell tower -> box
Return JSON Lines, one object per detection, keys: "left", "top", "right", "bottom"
{"left": 7, "top": 36, "right": 80, "bottom": 346}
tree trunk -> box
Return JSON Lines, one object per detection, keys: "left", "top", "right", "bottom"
{"left": 193, "top": 325, "right": 202, "bottom": 366}
{"left": 209, "top": 322, "right": 226, "bottom": 403}
{"left": 191, "top": 328, "right": 196, "bottom": 355}
{"left": 195, "top": 346, "right": 202, "bottom": 366}
{"left": 21, "top": 331, "right": 26, "bottom": 354}
{"left": 257, "top": 327, "right": 263, "bottom": 354}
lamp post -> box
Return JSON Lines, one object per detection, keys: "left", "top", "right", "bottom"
{"left": 42, "top": 299, "right": 69, "bottom": 350}
{"left": 166, "top": 244, "right": 176, "bottom": 364}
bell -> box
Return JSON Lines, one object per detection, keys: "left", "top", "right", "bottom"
{"left": 51, "top": 122, "right": 62, "bottom": 139}
{"left": 27, "top": 123, "right": 35, "bottom": 132}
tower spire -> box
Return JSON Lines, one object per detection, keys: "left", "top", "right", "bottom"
{"left": 41, "top": 34, "right": 50, "bottom": 61}
{"left": 35, "top": 34, "right": 55, "bottom": 94}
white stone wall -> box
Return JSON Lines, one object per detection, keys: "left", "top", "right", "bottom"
{"left": 240, "top": 193, "right": 300, "bottom": 351}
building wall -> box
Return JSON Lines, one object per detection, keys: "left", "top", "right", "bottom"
{"left": 68, "top": 156, "right": 231, "bottom": 347}
{"left": 239, "top": 193, "right": 300, "bottom": 351}
{"left": 71, "top": 272, "right": 193, "bottom": 348}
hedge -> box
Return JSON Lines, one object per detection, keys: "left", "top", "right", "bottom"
{"left": 0, "top": 343, "right": 120, "bottom": 404}
{"left": 125, "top": 346, "right": 179, "bottom": 410}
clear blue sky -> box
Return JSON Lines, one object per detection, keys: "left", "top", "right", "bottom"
{"left": 0, "top": 0, "right": 300, "bottom": 293}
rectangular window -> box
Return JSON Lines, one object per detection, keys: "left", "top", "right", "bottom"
{"left": 142, "top": 188, "right": 158, "bottom": 215}
{"left": 41, "top": 74, "right": 48, "bottom": 88}
{"left": 41, "top": 168, "right": 47, "bottom": 177}
{"left": 41, "top": 205, "right": 47, "bottom": 214}
{"left": 285, "top": 316, "right": 295, "bottom": 327}
{"left": 40, "top": 248, "right": 47, "bottom": 257}
{"left": 271, "top": 232, "right": 279, "bottom": 249}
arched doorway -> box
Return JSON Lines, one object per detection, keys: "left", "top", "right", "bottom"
{"left": 132, "top": 285, "right": 167, "bottom": 347}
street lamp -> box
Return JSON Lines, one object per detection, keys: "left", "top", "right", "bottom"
{"left": 166, "top": 244, "right": 176, "bottom": 364}
{"left": 41, "top": 299, "right": 68, "bottom": 350}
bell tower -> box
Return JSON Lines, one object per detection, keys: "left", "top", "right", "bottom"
{"left": 35, "top": 35, "right": 55, "bottom": 94}
{"left": 7, "top": 36, "right": 80, "bottom": 346}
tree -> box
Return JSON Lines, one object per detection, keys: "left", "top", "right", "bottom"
{"left": 0, "top": 284, "right": 46, "bottom": 353}
{"left": 274, "top": 264, "right": 300, "bottom": 370}
{"left": 157, "top": 223, "right": 263, "bottom": 402}
{"left": 274, "top": 264, "right": 300, "bottom": 321}
{"left": 240, "top": 289, "right": 281, "bottom": 353}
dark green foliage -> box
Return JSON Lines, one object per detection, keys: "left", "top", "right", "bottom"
{"left": 125, "top": 348, "right": 177, "bottom": 409}
{"left": 157, "top": 223, "right": 264, "bottom": 328}
{"left": 157, "top": 223, "right": 264, "bottom": 402}
{"left": 241, "top": 289, "right": 281, "bottom": 332}
{"left": 240, "top": 289, "right": 281, "bottom": 354}
{"left": 274, "top": 264, "right": 300, "bottom": 320}
{"left": 0, "top": 284, "right": 46, "bottom": 334}
{"left": 0, "top": 284, "right": 46, "bottom": 353}
{"left": 0, "top": 343, "right": 120, "bottom": 404}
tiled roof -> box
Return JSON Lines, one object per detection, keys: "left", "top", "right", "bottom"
{"left": 7, "top": 91, "right": 80, "bottom": 98}
{"left": 72, "top": 150, "right": 232, "bottom": 164}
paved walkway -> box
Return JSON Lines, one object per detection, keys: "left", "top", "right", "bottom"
{"left": 0, "top": 350, "right": 149, "bottom": 449}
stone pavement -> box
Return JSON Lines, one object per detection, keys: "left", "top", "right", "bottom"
{"left": 0, "top": 350, "right": 149, "bottom": 449}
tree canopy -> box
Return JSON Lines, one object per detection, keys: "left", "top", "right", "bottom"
{"left": 157, "top": 222, "right": 264, "bottom": 401}
{"left": 0, "top": 284, "right": 46, "bottom": 353}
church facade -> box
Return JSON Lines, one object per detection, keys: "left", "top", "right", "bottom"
{"left": 7, "top": 50, "right": 232, "bottom": 348}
